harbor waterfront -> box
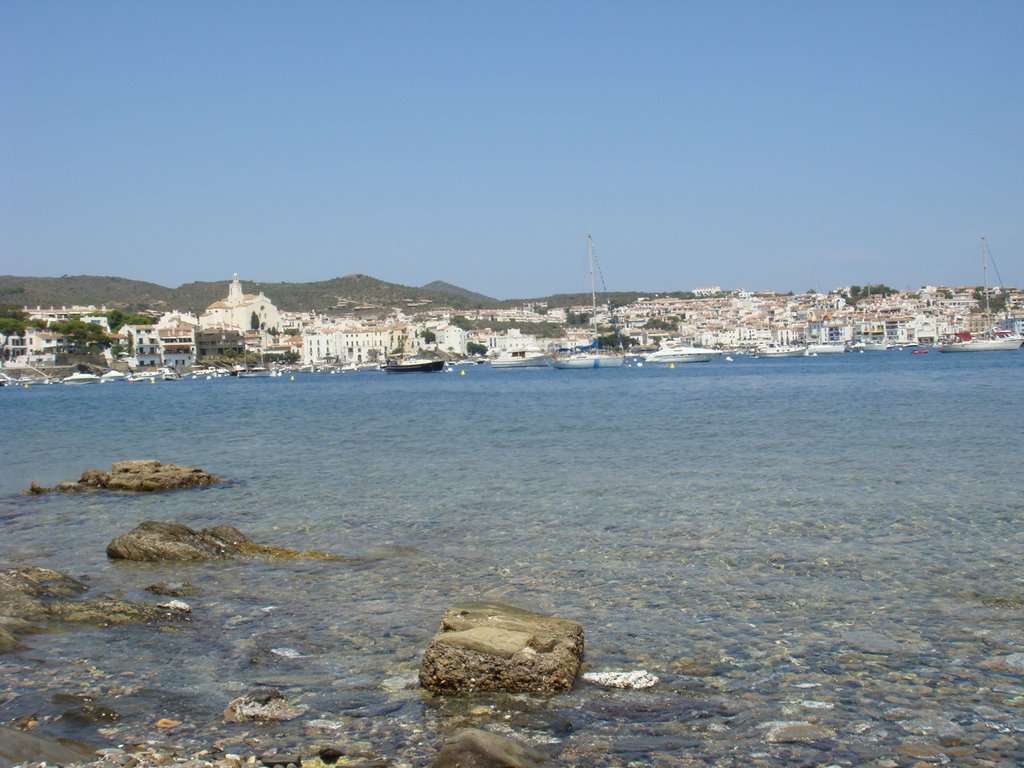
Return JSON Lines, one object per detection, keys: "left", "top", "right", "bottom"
{"left": 1, "top": 353, "right": 1023, "bottom": 766}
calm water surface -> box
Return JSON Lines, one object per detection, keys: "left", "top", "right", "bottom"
{"left": 1, "top": 352, "right": 1023, "bottom": 766}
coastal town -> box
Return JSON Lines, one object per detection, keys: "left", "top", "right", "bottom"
{"left": 1, "top": 272, "right": 1022, "bottom": 374}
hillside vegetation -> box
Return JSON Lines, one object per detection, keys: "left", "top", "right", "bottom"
{"left": 0, "top": 274, "right": 683, "bottom": 314}
{"left": 0, "top": 274, "right": 503, "bottom": 314}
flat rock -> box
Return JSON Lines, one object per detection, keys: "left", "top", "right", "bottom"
{"left": 26, "top": 459, "right": 222, "bottom": 494}
{"left": 419, "top": 602, "right": 583, "bottom": 695}
{"left": 224, "top": 688, "right": 308, "bottom": 723}
{"left": 1002, "top": 653, "right": 1024, "bottom": 672}
{"left": 146, "top": 581, "right": 201, "bottom": 597}
{"left": 763, "top": 720, "right": 836, "bottom": 743}
{"left": 0, "top": 565, "right": 187, "bottom": 653}
{"left": 47, "top": 595, "right": 190, "bottom": 625}
{"left": 0, "top": 566, "right": 89, "bottom": 620}
{"left": 841, "top": 629, "right": 903, "bottom": 654}
{"left": 429, "top": 728, "right": 552, "bottom": 768}
{"left": 0, "top": 724, "right": 96, "bottom": 765}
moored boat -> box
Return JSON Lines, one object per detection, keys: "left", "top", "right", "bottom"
{"left": 939, "top": 238, "right": 1024, "bottom": 353}
{"left": 551, "top": 235, "right": 625, "bottom": 370}
{"left": 62, "top": 371, "right": 101, "bottom": 385}
{"left": 755, "top": 344, "right": 807, "bottom": 358}
{"left": 938, "top": 333, "right": 1021, "bottom": 352}
{"left": 550, "top": 350, "right": 624, "bottom": 369}
{"left": 383, "top": 357, "right": 445, "bottom": 373}
{"left": 644, "top": 341, "right": 723, "bottom": 364}
{"left": 491, "top": 347, "right": 552, "bottom": 368}
{"left": 805, "top": 343, "right": 847, "bottom": 355}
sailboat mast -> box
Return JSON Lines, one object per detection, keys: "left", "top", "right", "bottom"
{"left": 588, "top": 234, "right": 597, "bottom": 336}
{"left": 982, "top": 237, "right": 992, "bottom": 328}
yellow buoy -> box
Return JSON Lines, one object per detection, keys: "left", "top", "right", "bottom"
{"left": 669, "top": 363, "right": 676, "bottom": 369}
{"left": 150, "top": 378, "right": 156, "bottom": 384}
{"left": 290, "top": 375, "right": 295, "bottom": 381}
{"left": 460, "top": 369, "right": 466, "bottom": 376}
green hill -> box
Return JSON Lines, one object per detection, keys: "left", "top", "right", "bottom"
{"left": 0, "top": 273, "right": 680, "bottom": 315}
{"left": 0, "top": 274, "right": 503, "bottom": 314}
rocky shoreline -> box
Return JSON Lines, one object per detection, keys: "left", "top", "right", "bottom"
{"left": 4, "top": 470, "right": 593, "bottom": 768}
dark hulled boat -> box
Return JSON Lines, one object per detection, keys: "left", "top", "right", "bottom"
{"left": 383, "top": 357, "right": 445, "bottom": 373}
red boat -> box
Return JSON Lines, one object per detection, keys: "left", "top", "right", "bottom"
{"left": 911, "top": 348, "right": 929, "bottom": 355}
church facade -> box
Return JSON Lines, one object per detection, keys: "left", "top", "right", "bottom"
{"left": 199, "top": 274, "right": 281, "bottom": 333}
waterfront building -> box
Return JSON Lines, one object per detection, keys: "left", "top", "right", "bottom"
{"left": 195, "top": 329, "right": 245, "bottom": 360}
{"left": 1, "top": 327, "right": 67, "bottom": 365}
{"left": 158, "top": 327, "right": 196, "bottom": 368}
{"left": 123, "top": 325, "right": 162, "bottom": 367}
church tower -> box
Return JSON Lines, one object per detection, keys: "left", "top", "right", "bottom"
{"left": 227, "top": 273, "right": 243, "bottom": 306}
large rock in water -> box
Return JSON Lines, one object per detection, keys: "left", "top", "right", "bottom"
{"left": 107, "top": 521, "right": 250, "bottom": 561}
{"left": 419, "top": 602, "right": 584, "bottom": 695}
{"left": 26, "top": 459, "right": 222, "bottom": 494}
{"left": 106, "top": 521, "right": 343, "bottom": 562}
{"left": 429, "top": 728, "right": 552, "bottom": 768}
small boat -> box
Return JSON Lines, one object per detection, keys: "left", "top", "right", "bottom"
{"left": 861, "top": 340, "right": 891, "bottom": 352}
{"left": 755, "top": 344, "right": 807, "bottom": 358}
{"left": 491, "top": 347, "right": 552, "bottom": 368}
{"left": 550, "top": 350, "right": 624, "bottom": 369}
{"left": 383, "top": 357, "right": 445, "bottom": 373}
{"left": 912, "top": 348, "right": 929, "bottom": 355}
{"left": 62, "top": 371, "right": 101, "bottom": 385}
{"left": 644, "top": 341, "right": 723, "bottom": 364}
{"left": 100, "top": 370, "right": 128, "bottom": 382}
{"left": 237, "top": 366, "right": 274, "bottom": 378}
{"left": 157, "top": 367, "right": 182, "bottom": 381}
{"left": 805, "top": 343, "right": 847, "bottom": 355}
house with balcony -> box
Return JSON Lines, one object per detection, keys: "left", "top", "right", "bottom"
{"left": 123, "top": 325, "right": 162, "bottom": 367}
{"left": 158, "top": 327, "right": 196, "bottom": 368}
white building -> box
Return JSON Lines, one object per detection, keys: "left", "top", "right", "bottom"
{"left": 200, "top": 275, "right": 281, "bottom": 334}
{"left": 123, "top": 325, "right": 162, "bottom": 367}
{"left": 302, "top": 325, "right": 413, "bottom": 365}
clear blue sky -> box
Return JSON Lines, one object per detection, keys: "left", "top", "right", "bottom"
{"left": 2, "top": 1, "right": 1022, "bottom": 299}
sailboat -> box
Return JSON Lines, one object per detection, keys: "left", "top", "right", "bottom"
{"left": 550, "top": 235, "right": 624, "bottom": 369}
{"left": 237, "top": 347, "right": 275, "bottom": 376}
{"left": 939, "top": 238, "right": 1023, "bottom": 353}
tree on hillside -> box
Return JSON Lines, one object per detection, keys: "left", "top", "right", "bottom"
{"left": 106, "top": 309, "right": 155, "bottom": 332}
{"left": 467, "top": 341, "right": 488, "bottom": 356}
{"left": 54, "top": 318, "right": 110, "bottom": 352}
{"left": 0, "top": 308, "right": 28, "bottom": 335}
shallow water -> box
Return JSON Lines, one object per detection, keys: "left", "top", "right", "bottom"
{"left": 2, "top": 352, "right": 1023, "bottom": 766}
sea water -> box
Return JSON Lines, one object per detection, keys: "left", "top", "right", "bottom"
{"left": 1, "top": 352, "right": 1022, "bottom": 766}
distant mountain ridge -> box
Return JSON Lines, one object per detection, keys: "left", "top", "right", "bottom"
{"left": 0, "top": 273, "right": 504, "bottom": 314}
